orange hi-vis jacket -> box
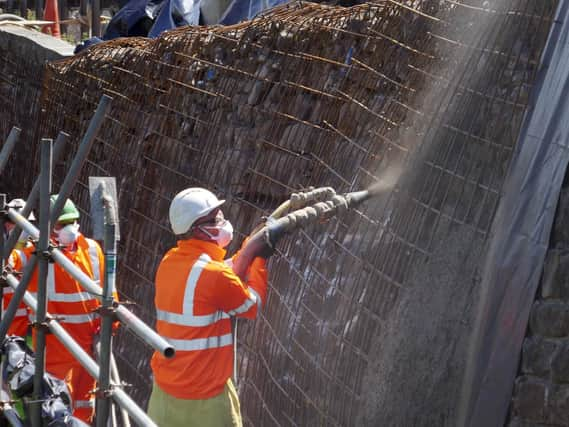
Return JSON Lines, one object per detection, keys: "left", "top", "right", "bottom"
{"left": 4, "top": 249, "right": 30, "bottom": 336}
{"left": 151, "top": 239, "right": 267, "bottom": 400}
{"left": 26, "top": 233, "right": 105, "bottom": 356}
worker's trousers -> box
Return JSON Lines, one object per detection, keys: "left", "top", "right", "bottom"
{"left": 147, "top": 379, "right": 242, "bottom": 427}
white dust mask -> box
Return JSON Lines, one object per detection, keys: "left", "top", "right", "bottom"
{"left": 56, "top": 223, "right": 80, "bottom": 246}
{"left": 200, "top": 220, "right": 234, "bottom": 248}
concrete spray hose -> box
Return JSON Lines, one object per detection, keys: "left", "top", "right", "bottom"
{"left": 232, "top": 185, "right": 381, "bottom": 280}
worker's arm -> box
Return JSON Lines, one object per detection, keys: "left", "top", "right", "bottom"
{"left": 205, "top": 259, "right": 268, "bottom": 319}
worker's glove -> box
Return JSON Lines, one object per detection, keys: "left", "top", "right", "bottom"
{"left": 257, "top": 229, "right": 275, "bottom": 259}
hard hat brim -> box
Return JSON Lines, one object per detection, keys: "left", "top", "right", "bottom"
{"left": 196, "top": 199, "right": 225, "bottom": 222}
{"left": 57, "top": 212, "right": 80, "bottom": 223}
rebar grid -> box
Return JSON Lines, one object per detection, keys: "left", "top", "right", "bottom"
{"left": 18, "top": 0, "right": 557, "bottom": 424}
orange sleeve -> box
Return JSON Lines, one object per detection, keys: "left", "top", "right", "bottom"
{"left": 246, "top": 257, "right": 268, "bottom": 307}
{"left": 205, "top": 259, "right": 267, "bottom": 319}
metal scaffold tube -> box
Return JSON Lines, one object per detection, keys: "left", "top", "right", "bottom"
{"left": 0, "top": 390, "right": 23, "bottom": 427}
{"left": 4, "top": 211, "right": 175, "bottom": 358}
{"left": 0, "top": 253, "right": 37, "bottom": 341}
{"left": 0, "top": 94, "right": 167, "bottom": 425}
{"left": 31, "top": 139, "right": 53, "bottom": 427}
{"left": 3, "top": 274, "right": 158, "bottom": 427}
{"left": 3, "top": 131, "right": 68, "bottom": 260}
{"left": 49, "top": 95, "right": 111, "bottom": 226}
{"left": 97, "top": 196, "right": 118, "bottom": 427}
{"left": 1, "top": 95, "right": 110, "bottom": 344}
{"left": 0, "top": 127, "right": 20, "bottom": 176}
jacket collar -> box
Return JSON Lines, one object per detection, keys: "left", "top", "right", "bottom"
{"left": 177, "top": 238, "right": 226, "bottom": 261}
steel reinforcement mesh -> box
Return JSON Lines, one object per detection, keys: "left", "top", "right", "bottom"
{"left": 27, "top": 0, "right": 557, "bottom": 425}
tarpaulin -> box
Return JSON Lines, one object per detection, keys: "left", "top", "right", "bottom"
{"left": 147, "top": 0, "right": 200, "bottom": 38}
{"left": 98, "top": 0, "right": 292, "bottom": 43}
{"left": 102, "top": 0, "right": 198, "bottom": 40}
{"left": 460, "top": 1, "right": 569, "bottom": 425}
{"left": 219, "top": 0, "right": 289, "bottom": 25}
{"left": 103, "top": 0, "right": 163, "bottom": 39}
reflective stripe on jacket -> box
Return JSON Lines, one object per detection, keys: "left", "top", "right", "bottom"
{"left": 27, "top": 234, "right": 104, "bottom": 350}
{"left": 4, "top": 249, "right": 30, "bottom": 335}
{"left": 151, "top": 239, "right": 267, "bottom": 399}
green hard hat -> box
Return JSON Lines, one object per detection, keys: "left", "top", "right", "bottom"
{"left": 50, "top": 195, "right": 80, "bottom": 223}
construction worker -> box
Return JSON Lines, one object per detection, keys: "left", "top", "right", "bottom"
{"left": 148, "top": 187, "right": 274, "bottom": 427}
{"left": 3, "top": 198, "right": 35, "bottom": 337}
{"left": 2, "top": 198, "right": 35, "bottom": 249}
{"left": 26, "top": 196, "right": 105, "bottom": 423}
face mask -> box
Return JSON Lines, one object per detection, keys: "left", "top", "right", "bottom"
{"left": 56, "top": 223, "right": 80, "bottom": 246}
{"left": 200, "top": 220, "right": 233, "bottom": 248}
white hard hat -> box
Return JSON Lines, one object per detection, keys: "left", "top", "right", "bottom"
{"left": 7, "top": 198, "right": 36, "bottom": 221}
{"left": 169, "top": 188, "right": 225, "bottom": 235}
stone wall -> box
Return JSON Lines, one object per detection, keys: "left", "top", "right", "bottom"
{"left": 508, "top": 174, "right": 569, "bottom": 427}
{"left": 0, "top": 26, "right": 73, "bottom": 196}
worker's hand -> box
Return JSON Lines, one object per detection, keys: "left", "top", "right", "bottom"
{"left": 257, "top": 229, "right": 275, "bottom": 259}
{"left": 257, "top": 242, "right": 275, "bottom": 259}
{"left": 249, "top": 216, "right": 269, "bottom": 236}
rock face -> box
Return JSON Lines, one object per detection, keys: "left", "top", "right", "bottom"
{"left": 0, "top": 1, "right": 562, "bottom": 426}
{"left": 508, "top": 181, "right": 569, "bottom": 427}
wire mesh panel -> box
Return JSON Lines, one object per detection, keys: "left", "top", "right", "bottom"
{"left": 18, "top": 0, "right": 559, "bottom": 425}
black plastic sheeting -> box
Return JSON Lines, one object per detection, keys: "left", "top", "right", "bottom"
{"left": 460, "top": 1, "right": 569, "bottom": 425}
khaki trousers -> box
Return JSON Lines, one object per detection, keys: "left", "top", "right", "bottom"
{"left": 147, "top": 379, "right": 242, "bottom": 427}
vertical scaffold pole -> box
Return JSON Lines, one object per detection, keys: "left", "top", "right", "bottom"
{"left": 3, "top": 131, "right": 67, "bottom": 261}
{"left": 96, "top": 194, "right": 117, "bottom": 427}
{"left": 0, "top": 127, "right": 21, "bottom": 176}
{"left": 92, "top": 0, "right": 101, "bottom": 37}
{"left": 35, "top": 0, "right": 43, "bottom": 21}
{"left": 0, "top": 194, "right": 6, "bottom": 361}
{"left": 0, "top": 96, "right": 110, "bottom": 344}
{"left": 79, "top": 0, "right": 88, "bottom": 36}
{"left": 31, "top": 139, "right": 52, "bottom": 427}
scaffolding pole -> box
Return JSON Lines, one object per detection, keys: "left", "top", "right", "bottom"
{"left": 4, "top": 212, "right": 174, "bottom": 358}
{"left": 0, "top": 128, "right": 20, "bottom": 176}
{"left": 31, "top": 139, "right": 52, "bottom": 427}
{"left": 96, "top": 196, "right": 118, "bottom": 427}
{"left": 0, "top": 95, "right": 110, "bottom": 343}
{"left": 2, "top": 131, "right": 68, "bottom": 260}
{"left": 0, "top": 94, "right": 168, "bottom": 425}
{"left": 3, "top": 274, "right": 158, "bottom": 427}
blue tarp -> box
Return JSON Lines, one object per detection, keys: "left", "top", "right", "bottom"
{"left": 102, "top": 0, "right": 155, "bottom": 39}
{"left": 75, "top": 0, "right": 291, "bottom": 51}
{"left": 102, "top": 0, "right": 195, "bottom": 40}
{"left": 219, "top": 0, "right": 289, "bottom": 25}
{"left": 147, "top": 0, "right": 201, "bottom": 38}
{"left": 75, "top": 0, "right": 201, "bottom": 52}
